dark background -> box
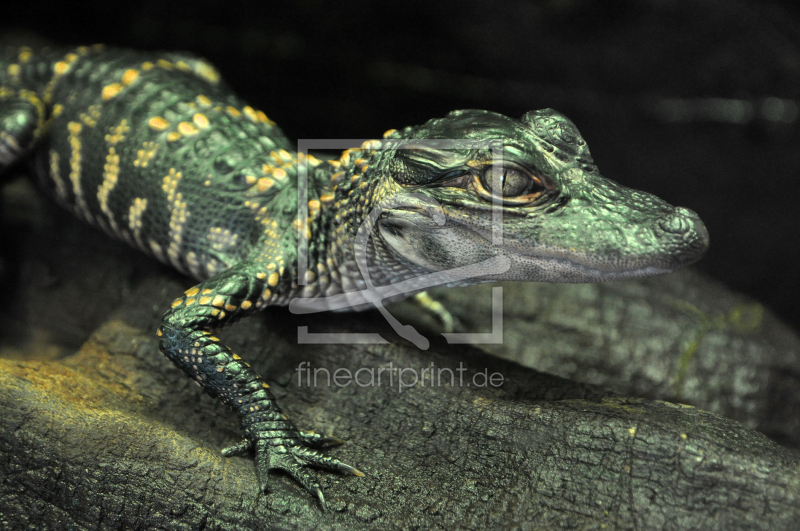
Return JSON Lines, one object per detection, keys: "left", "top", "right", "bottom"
{"left": 3, "top": 0, "right": 800, "bottom": 332}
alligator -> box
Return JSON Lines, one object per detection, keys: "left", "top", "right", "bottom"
{"left": 0, "top": 44, "right": 709, "bottom": 510}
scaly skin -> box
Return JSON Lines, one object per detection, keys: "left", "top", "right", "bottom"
{"left": 0, "top": 44, "right": 709, "bottom": 510}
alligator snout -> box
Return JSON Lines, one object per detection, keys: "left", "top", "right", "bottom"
{"left": 656, "top": 206, "right": 710, "bottom": 266}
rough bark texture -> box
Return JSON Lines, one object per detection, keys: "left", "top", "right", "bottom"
{"left": 2, "top": 180, "right": 800, "bottom": 530}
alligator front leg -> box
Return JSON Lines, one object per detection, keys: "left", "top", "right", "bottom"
{"left": 157, "top": 263, "right": 362, "bottom": 510}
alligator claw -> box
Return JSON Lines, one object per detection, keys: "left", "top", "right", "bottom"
{"left": 222, "top": 434, "right": 363, "bottom": 511}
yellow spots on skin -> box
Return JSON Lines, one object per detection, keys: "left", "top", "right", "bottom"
{"left": 142, "top": 61, "right": 155, "bottom": 71}
{"left": 225, "top": 303, "right": 237, "bottom": 312}
{"left": 98, "top": 147, "right": 121, "bottom": 230}
{"left": 192, "top": 113, "right": 210, "bottom": 129}
{"left": 148, "top": 239, "right": 164, "bottom": 262}
{"left": 256, "top": 177, "right": 274, "bottom": 193}
{"left": 268, "top": 149, "right": 293, "bottom": 166}
{"left": 268, "top": 272, "right": 279, "bottom": 287}
{"left": 211, "top": 308, "right": 220, "bottom": 317}
{"left": 261, "top": 289, "right": 272, "bottom": 300}
{"left": 175, "top": 61, "right": 191, "bottom": 72}
{"left": 105, "top": 119, "right": 130, "bottom": 144}
{"left": 162, "top": 168, "right": 182, "bottom": 202}
{"left": 361, "top": 139, "right": 380, "bottom": 150}
{"left": 121, "top": 69, "right": 139, "bottom": 86}
{"left": 226, "top": 106, "right": 241, "bottom": 117}
{"left": 157, "top": 59, "right": 173, "bottom": 69}
{"left": 212, "top": 296, "right": 225, "bottom": 307}
{"left": 67, "top": 121, "right": 91, "bottom": 219}
{"left": 267, "top": 263, "right": 276, "bottom": 270}
{"left": 79, "top": 105, "right": 102, "bottom": 127}
{"left": 53, "top": 61, "right": 70, "bottom": 75}
{"left": 185, "top": 298, "right": 197, "bottom": 306}
{"left": 218, "top": 310, "right": 226, "bottom": 319}
{"left": 256, "top": 272, "right": 266, "bottom": 280}
{"left": 242, "top": 106, "right": 259, "bottom": 122}
{"left": 167, "top": 193, "right": 188, "bottom": 269}
{"left": 196, "top": 95, "right": 211, "bottom": 107}
{"left": 101, "top": 83, "right": 124, "bottom": 101}
{"left": 42, "top": 53, "right": 79, "bottom": 104}
{"left": 134, "top": 142, "right": 158, "bottom": 167}
{"left": 186, "top": 287, "right": 200, "bottom": 297}
{"left": 167, "top": 131, "right": 182, "bottom": 142}
{"left": 383, "top": 129, "right": 397, "bottom": 138}
{"left": 244, "top": 175, "right": 257, "bottom": 185}
{"left": 255, "top": 110, "right": 272, "bottom": 124}
{"left": 320, "top": 193, "right": 335, "bottom": 205}
{"left": 200, "top": 296, "right": 212, "bottom": 305}
{"left": 149, "top": 116, "right": 169, "bottom": 131}
{"left": 157, "top": 329, "right": 162, "bottom": 337}
{"left": 7, "top": 64, "right": 20, "bottom": 78}
{"left": 18, "top": 48, "right": 32, "bottom": 63}
{"left": 204, "top": 179, "right": 212, "bottom": 186}
{"left": 308, "top": 199, "right": 320, "bottom": 212}
{"left": 272, "top": 168, "right": 287, "bottom": 181}
{"left": 207, "top": 226, "right": 239, "bottom": 251}
{"left": 177, "top": 121, "right": 200, "bottom": 136}
{"left": 202, "top": 289, "right": 212, "bottom": 295}
{"left": 129, "top": 197, "right": 148, "bottom": 248}
{"left": 162, "top": 168, "right": 188, "bottom": 269}
{"left": 629, "top": 427, "right": 637, "bottom": 437}
{"left": 48, "top": 150, "right": 68, "bottom": 201}
{"left": 193, "top": 61, "right": 220, "bottom": 84}
{"left": 171, "top": 299, "right": 183, "bottom": 308}
{"left": 232, "top": 353, "right": 242, "bottom": 360}
{"left": 52, "top": 104, "right": 64, "bottom": 118}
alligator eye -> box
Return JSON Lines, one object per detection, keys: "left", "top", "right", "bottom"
{"left": 474, "top": 165, "right": 546, "bottom": 205}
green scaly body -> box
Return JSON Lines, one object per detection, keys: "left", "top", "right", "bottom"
{"left": 0, "top": 44, "right": 709, "bottom": 510}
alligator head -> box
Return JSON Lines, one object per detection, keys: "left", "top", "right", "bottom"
{"left": 321, "top": 109, "right": 709, "bottom": 289}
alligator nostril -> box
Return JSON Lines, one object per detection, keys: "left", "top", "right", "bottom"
{"left": 658, "top": 210, "right": 693, "bottom": 235}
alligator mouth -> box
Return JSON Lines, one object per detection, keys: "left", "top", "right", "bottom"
{"left": 378, "top": 202, "right": 708, "bottom": 282}
{"left": 503, "top": 242, "right": 681, "bottom": 275}
{"left": 514, "top": 253, "right": 674, "bottom": 282}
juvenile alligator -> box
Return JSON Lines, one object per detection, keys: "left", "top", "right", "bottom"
{"left": 0, "top": 44, "right": 709, "bottom": 509}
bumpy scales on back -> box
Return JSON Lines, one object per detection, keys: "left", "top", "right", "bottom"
{"left": 0, "top": 45, "right": 709, "bottom": 509}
